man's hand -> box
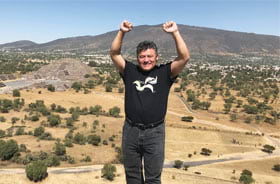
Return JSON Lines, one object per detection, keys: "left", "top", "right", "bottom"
{"left": 120, "top": 20, "right": 133, "bottom": 32}
{"left": 162, "top": 21, "right": 178, "bottom": 33}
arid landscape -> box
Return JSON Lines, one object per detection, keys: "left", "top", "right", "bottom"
{"left": 0, "top": 83, "right": 279, "bottom": 184}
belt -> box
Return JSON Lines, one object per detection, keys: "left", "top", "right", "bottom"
{"left": 125, "top": 117, "right": 164, "bottom": 130}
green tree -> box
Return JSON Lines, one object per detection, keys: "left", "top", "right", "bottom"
{"left": 109, "top": 106, "right": 121, "bottom": 117}
{"left": 47, "top": 114, "right": 61, "bottom": 127}
{"left": 11, "top": 117, "right": 20, "bottom": 126}
{"left": 200, "top": 148, "right": 212, "bottom": 156}
{"left": 243, "top": 105, "right": 258, "bottom": 114}
{"left": 89, "top": 105, "right": 102, "bottom": 115}
{"left": 239, "top": 169, "right": 254, "bottom": 184}
{"left": 186, "top": 90, "right": 196, "bottom": 102}
{"left": 262, "top": 144, "right": 275, "bottom": 154}
{"left": 105, "top": 85, "right": 113, "bottom": 92}
{"left": 71, "top": 82, "right": 83, "bottom": 92}
{"left": 101, "top": 164, "right": 117, "bottom": 181}
{"left": 47, "top": 84, "right": 55, "bottom": 92}
{"left": 12, "top": 89, "right": 20, "bottom": 97}
{"left": 273, "top": 164, "right": 280, "bottom": 172}
{"left": 73, "top": 132, "right": 87, "bottom": 145}
{"left": 34, "top": 127, "right": 45, "bottom": 137}
{"left": 0, "top": 130, "right": 6, "bottom": 138}
{"left": 54, "top": 141, "right": 66, "bottom": 156}
{"left": 71, "top": 112, "right": 80, "bottom": 121}
{"left": 25, "top": 160, "right": 48, "bottom": 182}
{"left": 86, "top": 80, "right": 95, "bottom": 89}
{"left": 230, "top": 114, "right": 237, "bottom": 122}
{"left": 223, "top": 103, "right": 232, "bottom": 114}
{"left": 181, "top": 116, "right": 194, "bottom": 122}
{"left": 87, "top": 134, "right": 101, "bottom": 146}
{"left": 173, "top": 160, "right": 183, "bottom": 169}
{"left": 0, "top": 139, "right": 19, "bottom": 160}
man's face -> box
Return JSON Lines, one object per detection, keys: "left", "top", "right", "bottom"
{"left": 137, "top": 48, "right": 158, "bottom": 71}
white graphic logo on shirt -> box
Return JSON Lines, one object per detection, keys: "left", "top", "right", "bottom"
{"left": 133, "top": 76, "right": 157, "bottom": 93}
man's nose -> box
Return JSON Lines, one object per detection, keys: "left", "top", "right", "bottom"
{"left": 143, "top": 56, "right": 149, "bottom": 61}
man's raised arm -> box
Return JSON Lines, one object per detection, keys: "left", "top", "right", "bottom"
{"left": 110, "top": 20, "right": 133, "bottom": 74}
{"left": 163, "top": 21, "right": 190, "bottom": 78}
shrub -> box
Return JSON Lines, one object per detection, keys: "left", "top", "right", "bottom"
{"left": 71, "top": 82, "right": 83, "bottom": 92}
{"left": 84, "top": 74, "right": 91, "bottom": 78}
{"left": 273, "top": 164, "right": 280, "bottom": 172}
{"left": 54, "top": 141, "right": 66, "bottom": 156}
{"left": 34, "top": 127, "right": 45, "bottom": 137}
{"left": 87, "top": 134, "right": 101, "bottom": 146}
{"left": 244, "top": 116, "right": 252, "bottom": 124}
{"left": 0, "top": 130, "right": 6, "bottom": 138}
{"left": 12, "top": 89, "right": 20, "bottom": 97}
{"left": 11, "top": 117, "right": 20, "bottom": 125}
{"left": 39, "top": 132, "right": 53, "bottom": 140}
{"left": 64, "top": 139, "right": 73, "bottom": 147}
{"left": 0, "top": 139, "right": 19, "bottom": 160}
{"left": 239, "top": 169, "right": 254, "bottom": 184}
{"left": 0, "top": 116, "right": 6, "bottom": 122}
{"left": 73, "top": 132, "right": 87, "bottom": 145}
{"left": 47, "top": 84, "right": 55, "bottom": 92}
{"left": 89, "top": 105, "right": 102, "bottom": 115}
{"left": 30, "top": 114, "right": 40, "bottom": 121}
{"left": 200, "top": 148, "right": 212, "bottom": 156}
{"left": 118, "top": 87, "right": 124, "bottom": 93}
{"left": 174, "top": 160, "right": 183, "bottom": 169}
{"left": 183, "top": 165, "right": 189, "bottom": 171}
{"left": 47, "top": 114, "right": 61, "bottom": 127}
{"left": 109, "top": 106, "right": 121, "bottom": 117}
{"left": 45, "top": 155, "right": 60, "bottom": 167}
{"left": 86, "top": 80, "right": 95, "bottom": 89}
{"left": 81, "top": 155, "right": 92, "bottom": 162}
{"left": 101, "top": 163, "right": 117, "bottom": 181}
{"left": 181, "top": 116, "right": 194, "bottom": 122}
{"left": 67, "top": 156, "right": 75, "bottom": 164}
{"left": 19, "top": 144, "right": 27, "bottom": 152}
{"left": 15, "top": 127, "right": 25, "bottom": 135}
{"left": 262, "top": 144, "right": 275, "bottom": 154}
{"left": 230, "top": 113, "right": 237, "bottom": 122}
{"left": 71, "top": 112, "right": 80, "bottom": 121}
{"left": 105, "top": 85, "right": 112, "bottom": 92}
{"left": 114, "top": 147, "right": 123, "bottom": 164}
{"left": 25, "top": 160, "right": 48, "bottom": 182}
{"left": 174, "top": 87, "right": 181, "bottom": 92}
{"left": 54, "top": 105, "right": 67, "bottom": 113}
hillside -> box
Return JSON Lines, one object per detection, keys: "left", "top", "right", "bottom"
{"left": 0, "top": 40, "right": 38, "bottom": 50}
{"left": 1, "top": 25, "right": 279, "bottom": 56}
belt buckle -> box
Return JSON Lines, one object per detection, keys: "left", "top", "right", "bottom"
{"left": 137, "top": 124, "right": 146, "bottom": 130}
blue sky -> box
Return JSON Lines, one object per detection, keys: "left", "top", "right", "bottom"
{"left": 0, "top": 0, "right": 279, "bottom": 44}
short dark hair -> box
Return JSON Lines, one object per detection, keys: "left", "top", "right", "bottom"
{"left": 136, "top": 41, "right": 158, "bottom": 56}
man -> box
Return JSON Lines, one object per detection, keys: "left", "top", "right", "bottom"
{"left": 110, "top": 20, "right": 190, "bottom": 184}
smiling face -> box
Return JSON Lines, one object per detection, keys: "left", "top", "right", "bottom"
{"left": 137, "top": 48, "right": 158, "bottom": 71}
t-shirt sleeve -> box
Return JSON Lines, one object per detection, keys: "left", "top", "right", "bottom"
{"left": 166, "top": 62, "right": 178, "bottom": 84}
{"left": 119, "top": 60, "right": 134, "bottom": 82}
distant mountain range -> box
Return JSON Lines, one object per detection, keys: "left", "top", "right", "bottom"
{"left": 1, "top": 24, "right": 279, "bottom": 56}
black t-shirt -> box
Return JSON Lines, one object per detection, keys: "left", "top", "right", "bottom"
{"left": 121, "top": 61, "right": 176, "bottom": 125}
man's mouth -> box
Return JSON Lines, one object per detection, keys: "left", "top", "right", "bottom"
{"left": 143, "top": 61, "right": 151, "bottom": 65}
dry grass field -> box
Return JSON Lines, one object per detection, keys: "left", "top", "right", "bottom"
{"left": 0, "top": 87, "right": 279, "bottom": 184}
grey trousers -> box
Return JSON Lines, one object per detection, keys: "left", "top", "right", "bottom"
{"left": 122, "top": 121, "right": 165, "bottom": 184}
